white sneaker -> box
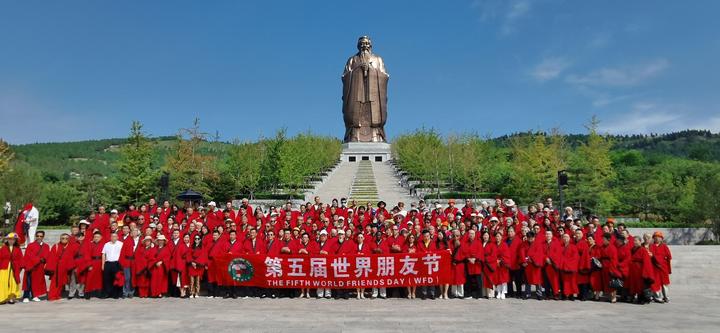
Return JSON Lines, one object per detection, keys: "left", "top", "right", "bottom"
{"left": 22, "top": 298, "right": 30, "bottom": 303}
{"left": 32, "top": 297, "right": 41, "bottom": 302}
{"left": 207, "top": 296, "right": 214, "bottom": 299}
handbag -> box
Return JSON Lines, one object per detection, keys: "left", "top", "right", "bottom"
{"left": 609, "top": 277, "right": 624, "bottom": 289}
{"left": 591, "top": 257, "right": 602, "bottom": 270}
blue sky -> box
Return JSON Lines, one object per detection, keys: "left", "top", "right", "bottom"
{"left": 1, "top": 0, "right": 719, "bottom": 144}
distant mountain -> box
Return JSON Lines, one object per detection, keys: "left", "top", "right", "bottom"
{"left": 492, "top": 130, "right": 720, "bottom": 161}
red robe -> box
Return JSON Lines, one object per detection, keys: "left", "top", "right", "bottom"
{"left": 650, "top": 243, "right": 672, "bottom": 290}
{"left": 119, "top": 237, "right": 140, "bottom": 280}
{"left": 494, "top": 241, "right": 510, "bottom": 284}
{"left": 522, "top": 240, "right": 545, "bottom": 285}
{"left": 559, "top": 243, "right": 579, "bottom": 296}
{"left": 464, "top": 239, "right": 484, "bottom": 276}
{"left": 482, "top": 242, "right": 497, "bottom": 287}
{"left": 543, "top": 240, "right": 562, "bottom": 295}
{"left": 628, "top": 246, "right": 654, "bottom": 295}
{"left": 450, "top": 242, "right": 466, "bottom": 285}
{"left": 133, "top": 246, "right": 152, "bottom": 297}
{"left": 0, "top": 245, "right": 23, "bottom": 285}
{"left": 22, "top": 241, "right": 50, "bottom": 297}
{"left": 599, "top": 243, "right": 618, "bottom": 293}
{"left": 81, "top": 241, "right": 104, "bottom": 293}
{"left": 174, "top": 242, "right": 192, "bottom": 287}
{"left": 588, "top": 245, "right": 604, "bottom": 292}
{"left": 148, "top": 245, "right": 171, "bottom": 297}
{"left": 574, "top": 239, "right": 590, "bottom": 284}
{"left": 187, "top": 246, "right": 208, "bottom": 277}
{"left": 46, "top": 243, "right": 77, "bottom": 300}
{"left": 206, "top": 239, "right": 228, "bottom": 284}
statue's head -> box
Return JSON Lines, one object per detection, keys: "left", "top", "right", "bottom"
{"left": 357, "top": 36, "right": 372, "bottom": 52}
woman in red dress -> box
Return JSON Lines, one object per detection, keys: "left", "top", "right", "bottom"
{"left": 187, "top": 234, "right": 207, "bottom": 298}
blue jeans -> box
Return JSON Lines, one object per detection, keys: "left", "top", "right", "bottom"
{"left": 123, "top": 267, "right": 134, "bottom": 297}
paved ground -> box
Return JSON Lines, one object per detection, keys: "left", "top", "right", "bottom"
{"left": 1, "top": 246, "right": 719, "bottom": 332}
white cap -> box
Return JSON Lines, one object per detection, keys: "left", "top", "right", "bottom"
{"left": 110, "top": 209, "right": 118, "bottom": 214}
{"left": 505, "top": 199, "right": 516, "bottom": 207}
{"left": 337, "top": 229, "right": 345, "bottom": 235}
{"left": 490, "top": 216, "right": 499, "bottom": 222}
{"left": 79, "top": 219, "right": 90, "bottom": 225}
{"left": 338, "top": 216, "right": 345, "bottom": 220}
{"left": 435, "top": 204, "right": 442, "bottom": 209}
{"left": 208, "top": 201, "right": 216, "bottom": 206}
{"left": 319, "top": 230, "right": 328, "bottom": 235}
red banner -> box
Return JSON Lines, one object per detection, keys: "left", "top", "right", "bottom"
{"left": 213, "top": 251, "right": 452, "bottom": 289}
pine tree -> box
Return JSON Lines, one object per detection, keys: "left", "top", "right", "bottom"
{"left": 569, "top": 116, "right": 617, "bottom": 215}
{"left": 112, "top": 121, "right": 159, "bottom": 205}
{"left": 163, "top": 118, "right": 217, "bottom": 200}
{"left": 508, "top": 130, "right": 567, "bottom": 204}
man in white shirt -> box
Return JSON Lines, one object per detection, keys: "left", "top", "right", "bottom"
{"left": 102, "top": 233, "right": 124, "bottom": 299}
{"left": 24, "top": 203, "right": 40, "bottom": 244}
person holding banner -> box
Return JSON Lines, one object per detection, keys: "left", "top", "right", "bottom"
{"left": 297, "top": 232, "right": 318, "bottom": 298}
{"left": 403, "top": 233, "right": 418, "bottom": 299}
{"left": 464, "top": 229, "right": 483, "bottom": 299}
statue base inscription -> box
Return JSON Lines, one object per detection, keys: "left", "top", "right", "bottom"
{"left": 341, "top": 142, "right": 391, "bottom": 163}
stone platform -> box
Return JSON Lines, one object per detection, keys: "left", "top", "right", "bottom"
{"left": 341, "top": 142, "right": 391, "bottom": 163}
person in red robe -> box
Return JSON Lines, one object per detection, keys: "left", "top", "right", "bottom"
{"left": 416, "top": 230, "right": 437, "bottom": 299}
{"left": 504, "top": 227, "right": 523, "bottom": 298}
{"left": 175, "top": 234, "right": 192, "bottom": 298}
{"left": 296, "top": 232, "right": 319, "bottom": 298}
{"left": 221, "top": 230, "right": 244, "bottom": 298}
{"left": 450, "top": 233, "right": 466, "bottom": 298}
{"left": 187, "top": 234, "right": 207, "bottom": 298}
{"left": 614, "top": 235, "right": 631, "bottom": 302}
{"left": 650, "top": 231, "right": 672, "bottom": 302}
{"left": 559, "top": 234, "right": 579, "bottom": 300}
{"left": 206, "top": 230, "right": 227, "bottom": 298}
{"left": 574, "top": 229, "right": 591, "bottom": 300}
{"left": 46, "top": 233, "right": 77, "bottom": 301}
{"left": 493, "top": 231, "right": 510, "bottom": 299}
{"left": 13, "top": 204, "right": 31, "bottom": 248}
{"left": 480, "top": 231, "right": 497, "bottom": 299}
{"left": 464, "top": 229, "right": 484, "bottom": 299}
{"left": 22, "top": 230, "right": 50, "bottom": 302}
{"left": 148, "top": 235, "right": 171, "bottom": 297}
{"left": 542, "top": 230, "right": 563, "bottom": 299}
{"left": 628, "top": 236, "right": 654, "bottom": 304}
{"left": 133, "top": 236, "right": 153, "bottom": 298}
{"left": 521, "top": 231, "right": 544, "bottom": 299}
{"left": 599, "top": 233, "right": 619, "bottom": 302}
{"left": 0, "top": 232, "right": 24, "bottom": 304}
{"left": 119, "top": 228, "right": 141, "bottom": 298}
{"left": 81, "top": 232, "right": 105, "bottom": 298}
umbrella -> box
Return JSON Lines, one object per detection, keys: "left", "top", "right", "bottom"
{"left": 176, "top": 189, "right": 203, "bottom": 201}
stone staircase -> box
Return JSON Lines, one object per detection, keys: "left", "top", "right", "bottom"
{"left": 348, "top": 160, "right": 379, "bottom": 203}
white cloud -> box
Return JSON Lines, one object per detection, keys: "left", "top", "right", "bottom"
{"left": 472, "top": 0, "right": 533, "bottom": 36}
{"left": 566, "top": 58, "right": 669, "bottom": 87}
{"left": 531, "top": 57, "right": 572, "bottom": 82}
{"left": 600, "top": 102, "right": 720, "bottom": 134}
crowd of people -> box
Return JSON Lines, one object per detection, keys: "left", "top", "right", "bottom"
{"left": 0, "top": 196, "right": 672, "bottom": 305}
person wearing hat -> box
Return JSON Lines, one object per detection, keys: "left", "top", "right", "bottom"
{"left": 0, "top": 232, "right": 23, "bottom": 304}
{"left": 650, "top": 231, "right": 672, "bottom": 303}
{"left": 134, "top": 236, "right": 154, "bottom": 297}
{"left": 21, "top": 230, "right": 50, "bottom": 302}
{"left": 444, "top": 199, "right": 459, "bottom": 217}
{"left": 149, "top": 234, "right": 171, "bottom": 298}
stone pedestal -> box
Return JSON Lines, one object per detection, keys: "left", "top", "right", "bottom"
{"left": 341, "top": 142, "right": 392, "bottom": 163}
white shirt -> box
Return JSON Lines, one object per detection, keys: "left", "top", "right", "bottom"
{"left": 25, "top": 207, "right": 39, "bottom": 227}
{"left": 102, "top": 240, "right": 124, "bottom": 262}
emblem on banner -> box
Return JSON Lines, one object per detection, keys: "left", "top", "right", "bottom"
{"left": 228, "top": 258, "right": 255, "bottom": 282}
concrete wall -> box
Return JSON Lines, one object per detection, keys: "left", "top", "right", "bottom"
{"left": 627, "top": 227, "right": 715, "bottom": 245}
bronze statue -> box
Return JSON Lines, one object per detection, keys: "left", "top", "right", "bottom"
{"left": 342, "top": 36, "right": 389, "bottom": 143}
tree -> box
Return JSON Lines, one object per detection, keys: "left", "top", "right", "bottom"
{"left": 258, "top": 129, "right": 286, "bottom": 193}
{"left": 163, "top": 118, "right": 217, "bottom": 199}
{"left": 39, "top": 182, "right": 83, "bottom": 225}
{"left": 0, "top": 165, "right": 44, "bottom": 219}
{"left": 0, "top": 138, "right": 13, "bottom": 175}
{"left": 568, "top": 116, "right": 617, "bottom": 215}
{"left": 111, "top": 121, "right": 160, "bottom": 205}
{"left": 222, "top": 141, "right": 263, "bottom": 199}
{"left": 508, "top": 130, "right": 567, "bottom": 204}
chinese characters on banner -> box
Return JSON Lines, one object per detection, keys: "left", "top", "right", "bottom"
{"left": 214, "top": 251, "right": 452, "bottom": 289}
